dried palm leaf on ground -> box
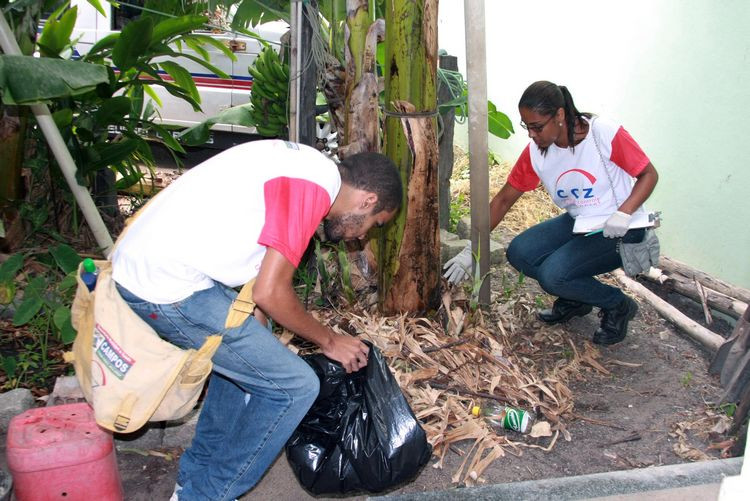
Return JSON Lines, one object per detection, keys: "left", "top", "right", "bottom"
{"left": 282, "top": 286, "right": 613, "bottom": 485}
{"left": 670, "top": 407, "right": 734, "bottom": 461}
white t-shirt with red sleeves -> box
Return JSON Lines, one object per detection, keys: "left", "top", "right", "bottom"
{"left": 507, "top": 116, "right": 653, "bottom": 233}
{"left": 111, "top": 140, "right": 341, "bottom": 304}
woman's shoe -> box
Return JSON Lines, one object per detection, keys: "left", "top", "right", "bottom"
{"left": 593, "top": 296, "right": 638, "bottom": 345}
{"left": 538, "top": 298, "right": 593, "bottom": 325}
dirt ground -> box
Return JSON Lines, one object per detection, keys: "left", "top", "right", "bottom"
{"left": 107, "top": 249, "right": 737, "bottom": 500}
{"left": 115, "top": 148, "right": 739, "bottom": 499}
{"left": 3, "top": 147, "right": 739, "bottom": 500}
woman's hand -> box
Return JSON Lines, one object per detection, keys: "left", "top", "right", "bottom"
{"left": 603, "top": 211, "right": 632, "bottom": 238}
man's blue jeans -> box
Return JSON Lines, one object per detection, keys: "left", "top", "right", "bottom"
{"left": 116, "top": 282, "right": 319, "bottom": 501}
{"left": 506, "top": 213, "right": 644, "bottom": 310}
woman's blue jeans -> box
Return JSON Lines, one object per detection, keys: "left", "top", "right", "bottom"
{"left": 506, "top": 213, "right": 644, "bottom": 310}
{"left": 116, "top": 282, "right": 319, "bottom": 501}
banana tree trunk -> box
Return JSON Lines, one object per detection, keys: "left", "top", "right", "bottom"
{"left": 377, "top": 0, "right": 440, "bottom": 313}
{"left": 0, "top": 106, "right": 26, "bottom": 204}
{"left": 0, "top": 9, "right": 38, "bottom": 246}
{"left": 339, "top": 0, "right": 383, "bottom": 158}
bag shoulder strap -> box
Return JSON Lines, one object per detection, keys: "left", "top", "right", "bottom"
{"left": 225, "top": 279, "right": 257, "bottom": 329}
{"left": 589, "top": 117, "right": 622, "bottom": 208}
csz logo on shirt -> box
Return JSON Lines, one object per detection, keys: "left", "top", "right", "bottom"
{"left": 554, "top": 168, "right": 601, "bottom": 207}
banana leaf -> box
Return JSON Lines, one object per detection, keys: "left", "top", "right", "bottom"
{"left": 178, "top": 103, "right": 256, "bottom": 146}
{"left": 0, "top": 55, "right": 108, "bottom": 104}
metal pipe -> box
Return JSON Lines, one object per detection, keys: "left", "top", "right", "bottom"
{"left": 0, "top": 12, "right": 114, "bottom": 255}
{"left": 464, "top": 0, "right": 490, "bottom": 303}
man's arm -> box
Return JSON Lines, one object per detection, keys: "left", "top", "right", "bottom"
{"left": 252, "top": 247, "right": 369, "bottom": 373}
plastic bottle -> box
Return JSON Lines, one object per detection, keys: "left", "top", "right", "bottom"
{"left": 471, "top": 401, "right": 534, "bottom": 434}
{"left": 81, "top": 258, "right": 99, "bottom": 292}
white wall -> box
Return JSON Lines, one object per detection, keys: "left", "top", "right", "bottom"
{"left": 438, "top": 0, "right": 750, "bottom": 288}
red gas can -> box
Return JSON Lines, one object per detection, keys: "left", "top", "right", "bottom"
{"left": 5, "top": 402, "right": 123, "bottom": 501}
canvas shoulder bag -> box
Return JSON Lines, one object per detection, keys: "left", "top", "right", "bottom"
{"left": 65, "top": 200, "right": 258, "bottom": 433}
{"left": 589, "top": 118, "right": 661, "bottom": 277}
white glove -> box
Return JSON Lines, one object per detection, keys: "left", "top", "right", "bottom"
{"left": 443, "top": 242, "right": 473, "bottom": 284}
{"left": 603, "top": 211, "right": 632, "bottom": 238}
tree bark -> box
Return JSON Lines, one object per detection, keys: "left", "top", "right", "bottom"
{"left": 659, "top": 256, "right": 750, "bottom": 306}
{"left": 0, "top": 8, "right": 39, "bottom": 249}
{"left": 0, "top": 106, "right": 26, "bottom": 204}
{"left": 339, "top": 1, "right": 383, "bottom": 158}
{"left": 377, "top": 0, "right": 440, "bottom": 313}
{"left": 381, "top": 100, "right": 440, "bottom": 311}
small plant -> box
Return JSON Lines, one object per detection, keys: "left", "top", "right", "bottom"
{"left": 293, "top": 260, "right": 317, "bottom": 308}
{"left": 337, "top": 242, "right": 355, "bottom": 305}
{"left": 314, "top": 239, "right": 332, "bottom": 305}
{"left": 468, "top": 244, "right": 491, "bottom": 311}
{"left": 498, "top": 270, "right": 527, "bottom": 299}
{"left": 681, "top": 371, "right": 693, "bottom": 387}
{"left": 448, "top": 192, "right": 469, "bottom": 233}
{"left": 488, "top": 150, "right": 501, "bottom": 166}
{"left": 534, "top": 295, "right": 545, "bottom": 309}
{"left": 719, "top": 402, "right": 736, "bottom": 418}
{"left": 0, "top": 244, "right": 81, "bottom": 389}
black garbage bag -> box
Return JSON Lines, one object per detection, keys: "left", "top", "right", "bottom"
{"left": 285, "top": 344, "right": 432, "bottom": 495}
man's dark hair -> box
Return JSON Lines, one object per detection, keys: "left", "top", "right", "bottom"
{"left": 339, "top": 153, "right": 403, "bottom": 213}
{"left": 519, "top": 80, "right": 592, "bottom": 153}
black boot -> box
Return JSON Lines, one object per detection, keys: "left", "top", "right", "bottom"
{"left": 593, "top": 296, "right": 638, "bottom": 345}
{"left": 538, "top": 298, "right": 593, "bottom": 325}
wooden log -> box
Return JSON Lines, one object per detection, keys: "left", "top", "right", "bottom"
{"left": 659, "top": 256, "right": 750, "bottom": 306}
{"left": 613, "top": 270, "right": 725, "bottom": 352}
{"left": 693, "top": 278, "right": 713, "bottom": 325}
{"left": 640, "top": 268, "right": 748, "bottom": 319}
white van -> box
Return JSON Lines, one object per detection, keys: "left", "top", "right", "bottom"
{"left": 70, "top": 0, "right": 287, "bottom": 141}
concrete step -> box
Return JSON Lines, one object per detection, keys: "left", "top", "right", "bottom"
{"left": 374, "top": 457, "right": 743, "bottom": 501}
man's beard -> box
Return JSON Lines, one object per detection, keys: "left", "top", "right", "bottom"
{"left": 323, "top": 213, "right": 366, "bottom": 243}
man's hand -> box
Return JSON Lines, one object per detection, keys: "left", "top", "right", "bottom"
{"left": 321, "top": 332, "right": 370, "bottom": 373}
{"left": 443, "top": 242, "right": 473, "bottom": 284}
{"left": 603, "top": 211, "right": 632, "bottom": 238}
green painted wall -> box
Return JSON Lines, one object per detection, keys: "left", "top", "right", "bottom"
{"left": 439, "top": 0, "right": 750, "bottom": 288}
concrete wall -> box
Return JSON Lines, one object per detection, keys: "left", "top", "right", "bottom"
{"left": 438, "top": 1, "right": 750, "bottom": 288}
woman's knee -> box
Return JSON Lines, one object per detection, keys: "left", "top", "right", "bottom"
{"left": 506, "top": 237, "right": 525, "bottom": 272}
{"left": 536, "top": 265, "right": 566, "bottom": 294}
{"left": 506, "top": 235, "right": 537, "bottom": 275}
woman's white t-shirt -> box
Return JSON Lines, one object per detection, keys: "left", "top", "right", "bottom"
{"left": 507, "top": 116, "right": 652, "bottom": 233}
